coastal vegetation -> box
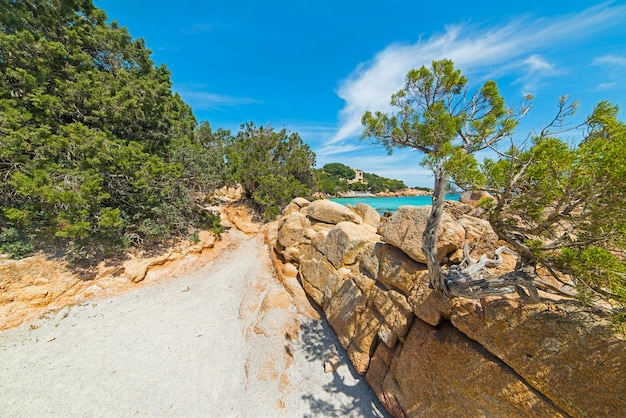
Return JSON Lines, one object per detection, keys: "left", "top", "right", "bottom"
{"left": 1, "top": 1, "right": 624, "bottom": 314}
{"left": 316, "top": 162, "right": 409, "bottom": 195}
{"left": 362, "top": 59, "right": 626, "bottom": 310}
{"left": 482, "top": 99, "right": 626, "bottom": 309}
{"left": 0, "top": 0, "right": 227, "bottom": 259}
{"left": 362, "top": 59, "right": 531, "bottom": 298}
{"left": 224, "top": 122, "right": 316, "bottom": 220}
{"left": 0, "top": 0, "right": 318, "bottom": 256}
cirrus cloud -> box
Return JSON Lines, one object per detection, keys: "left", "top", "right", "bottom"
{"left": 328, "top": 3, "right": 626, "bottom": 146}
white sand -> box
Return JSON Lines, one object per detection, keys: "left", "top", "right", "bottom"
{"left": 0, "top": 228, "right": 388, "bottom": 417}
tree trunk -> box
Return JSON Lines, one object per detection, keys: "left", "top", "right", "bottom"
{"left": 422, "top": 168, "right": 449, "bottom": 295}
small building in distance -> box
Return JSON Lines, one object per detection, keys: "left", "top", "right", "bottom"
{"left": 347, "top": 168, "right": 367, "bottom": 185}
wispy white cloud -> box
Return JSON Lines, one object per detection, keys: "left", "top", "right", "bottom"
{"left": 592, "top": 54, "right": 626, "bottom": 67}
{"left": 592, "top": 54, "right": 626, "bottom": 88}
{"left": 175, "top": 84, "right": 260, "bottom": 110}
{"left": 596, "top": 82, "right": 618, "bottom": 90}
{"left": 286, "top": 124, "right": 336, "bottom": 144}
{"left": 329, "top": 3, "right": 626, "bottom": 145}
{"left": 514, "top": 54, "right": 558, "bottom": 94}
{"left": 522, "top": 55, "right": 554, "bottom": 74}
{"left": 183, "top": 22, "right": 225, "bottom": 36}
{"left": 316, "top": 143, "right": 363, "bottom": 157}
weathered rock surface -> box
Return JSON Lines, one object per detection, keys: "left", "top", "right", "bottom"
{"left": 0, "top": 230, "right": 218, "bottom": 331}
{"left": 376, "top": 244, "right": 427, "bottom": 296}
{"left": 274, "top": 197, "right": 626, "bottom": 418}
{"left": 222, "top": 205, "right": 260, "bottom": 234}
{"left": 367, "top": 319, "right": 566, "bottom": 417}
{"left": 276, "top": 212, "right": 311, "bottom": 263}
{"left": 379, "top": 205, "right": 465, "bottom": 263}
{"left": 459, "top": 190, "right": 496, "bottom": 207}
{"left": 213, "top": 184, "right": 244, "bottom": 201}
{"left": 443, "top": 200, "right": 473, "bottom": 220}
{"left": 307, "top": 199, "right": 362, "bottom": 225}
{"left": 319, "top": 221, "right": 379, "bottom": 268}
{"left": 453, "top": 215, "right": 499, "bottom": 258}
{"left": 451, "top": 297, "right": 626, "bottom": 417}
{"left": 282, "top": 197, "right": 311, "bottom": 216}
{"left": 350, "top": 203, "right": 381, "bottom": 227}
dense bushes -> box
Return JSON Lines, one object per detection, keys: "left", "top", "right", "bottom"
{"left": 362, "top": 172, "right": 407, "bottom": 193}
{"left": 482, "top": 101, "right": 626, "bottom": 307}
{"left": 224, "top": 123, "right": 317, "bottom": 219}
{"left": 316, "top": 162, "right": 408, "bottom": 194}
{"left": 0, "top": 0, "right": 226, "bottom": 257}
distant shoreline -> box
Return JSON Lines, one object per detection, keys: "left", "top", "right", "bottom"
{"left": 336, "top": 188, "right": 431, "bottom": 198}
{"left": 329, "top": 194, "right": 460, "bottom": 215}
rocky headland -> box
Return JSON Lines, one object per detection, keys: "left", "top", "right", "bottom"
{"left": 2, "top": 196, "right": 624, "bottom": 417}
{"left": 374, "top": 188, "right": 431, "bottom": 197}
{"left": 273, "top": 197, "right": 626, "bottom": 417}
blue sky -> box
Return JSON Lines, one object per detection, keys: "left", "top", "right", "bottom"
{"left": 95, "top": 0, "right": 626, "bottom": 187}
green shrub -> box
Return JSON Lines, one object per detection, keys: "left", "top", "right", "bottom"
{"left": 197, "top": 211, "right": 224, "bottom": 235}
{"left": 0, "top": 228, "right": 34, "bottom": 259}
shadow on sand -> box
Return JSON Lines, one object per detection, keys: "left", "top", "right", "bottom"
{"left": 295, "top": 318, "right": 391, "bottom": 418}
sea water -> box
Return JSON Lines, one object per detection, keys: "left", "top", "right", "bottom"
{"left": 329, "top": 194, "right": 460, "bottom": 215}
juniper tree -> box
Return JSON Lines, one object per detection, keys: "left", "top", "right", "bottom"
{"left": 482, "top": 99, "right": 626, "bottom": 308}
{"left": 362, "top": 59, "right": 531, "bottom": 296}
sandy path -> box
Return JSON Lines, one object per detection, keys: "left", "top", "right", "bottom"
{"left": 0, "top": 227, "right": 388, "bottom": 417}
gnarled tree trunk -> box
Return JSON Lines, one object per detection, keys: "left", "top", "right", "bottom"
{"left": 422, "top": 168, "right": 449, "bottom": 296}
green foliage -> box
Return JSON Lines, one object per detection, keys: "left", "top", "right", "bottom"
{"left": 559, "top": 247, "right": 626, "bottom": 303}
{"left": 0, "top": 0, "right": 227, "bottom": 258}
{"left": 168, "top": 122, "right": 229, "bottom": 194}
{"left": 361, "top": 59, "right": 527, "bottom": 190}
{"left": 315, "top": 169, "right": 348, "bottom": 195}
{"left": 0, "top": 227, "right": 34, "bottom": 259}
{"left": 322, "top": 162, "right": 355, "bottom": 180}
{"left": 361, "top": 59, "right": 528, "bottom": 294}
{"left": 349, "top": 181, "right": 369, "bottom": 192}
{"left": 315, "top": 164, "right": 407, "bottom": 195}
{"left": 224, "top": 123, "right": 316, "bottom": 219}
{"left": 317, "top": 163, "right": 407, "bottom": 195}
{"left": 362, "top": 172, "right": 407, "bottom": 193}
{"left": 483, "top": 100, "right": 626, "bottom": 307}
{"left": 197, "top": 211, "right": 224, "bottom": 235}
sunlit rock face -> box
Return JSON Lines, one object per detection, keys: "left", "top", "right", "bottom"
{"left": 274, "top": 198, "right": 626, "bottom": 418}
{"left": 379, "top": 206, "right": 465, "bottom": 264}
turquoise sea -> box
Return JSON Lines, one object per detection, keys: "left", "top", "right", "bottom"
{"left": 330, "top": 194, "right": 460, "bottom": 215}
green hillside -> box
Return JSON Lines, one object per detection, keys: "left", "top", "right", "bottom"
{"left": 316, "top": 162, "right": 413, "bottom": 194}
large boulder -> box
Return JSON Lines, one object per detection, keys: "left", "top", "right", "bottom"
{"left": 349, "top": 203, "right": 381, "bottom": 227}
{"left": 459, "top": 190, "right": 496, "bottom": 207}
{"left": 366, "top": 319, "right": 566, "bottom": 417}
{"left": 277, "top": 211, "right": 311, "bottom": 248}
{"left": 347, "top": 304, "right": 383, "bottom": 374}
{"left": 370, "top": 287, "right": 413, "bottom": 348}
{"left": 444, "top": 200, "right": 473, "bottom": 220}
{"left": 298, "top": 248, "right": 338, "bottom": 306}
{"left": 451, "top": 297, "right": 626, "bottom": 417}
{"left": 325, "top": 274, "right": 379, "bottom": 373}
{"left": 359, "top": 241, "right": 384, "bottom": 280}
{"left": 221, "top": 205, "right": 260, "bottom": 234}
{"left": 376, "top": 244, "right": 427, "bottom": 296}
{"left": 379, "top": 206, "right": 465, "bottom": 264}
{"left": 307, "top": 199, "right": 362, "bottom": 225}
{"left": 281, "top": 197, "right": 311, "bottom": 216}
{"left": 276, "top": 212, "right": 311, "bottom": 262}
{"left": 454, "top": 215, "right": 499, "bottom": 258}
{"left": 319, "top": 222, "right": 379, "bottom": 268}
{"left": 325, "top": 276, "right": 370, "bottom": 350}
